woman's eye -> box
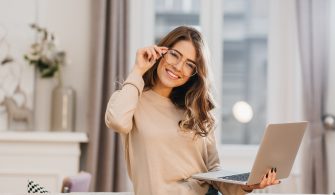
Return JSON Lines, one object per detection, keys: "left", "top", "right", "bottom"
{"left": 170, "top": 52, "right": 178, "bottom": 58}
{"left": 187, "top": 63, "right": 195, "bottom": 68}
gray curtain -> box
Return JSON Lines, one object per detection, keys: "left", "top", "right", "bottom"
{"left": 296, "top": 0, "right": 330, "bottom": 193}
{"left": 82, "top": 0, "right": 130, "bottom": 192}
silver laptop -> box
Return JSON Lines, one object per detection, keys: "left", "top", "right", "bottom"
{"left": 192, "top": 121, "right": 308, "bottom": 185}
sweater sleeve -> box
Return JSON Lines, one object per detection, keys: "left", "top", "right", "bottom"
{"left": 105, "top": 70, "right": 145, "bottom": 134}
{"left": 206, "top": 131, "right": 248, "bottom": 195}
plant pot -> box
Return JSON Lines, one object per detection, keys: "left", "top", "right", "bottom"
{"left": 50, "top": 85, "right": 76, "bottom": 131}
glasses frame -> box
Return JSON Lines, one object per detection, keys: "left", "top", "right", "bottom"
{"left": 162, "top": 49, "right": 198, "bottom": 77}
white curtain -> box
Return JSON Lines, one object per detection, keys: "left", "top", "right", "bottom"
{"left": 296, "top": 0, "right": 330, "bottom": 193}
{"left": 267, "top": 0, "right": 304, "bottom": 193}
{"left": 326, "top": 1, "right": 335, "bottom": 192}
{"left": 326, "top": 0, "right": 335, "bottom": 114}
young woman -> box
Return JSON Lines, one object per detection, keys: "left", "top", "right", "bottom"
{"left": 105, "top": 26, "right": 279, "bottom": 195}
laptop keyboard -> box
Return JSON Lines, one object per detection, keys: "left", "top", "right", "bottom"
{"left": 220, "top": 172, "right": 250, "bottom": 182}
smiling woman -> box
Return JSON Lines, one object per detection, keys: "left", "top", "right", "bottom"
{"left": 141, "top": 27, "right": 215, "bottom": 138}
{"left": 105, "top": 26, "right": 279, "bottom": 195}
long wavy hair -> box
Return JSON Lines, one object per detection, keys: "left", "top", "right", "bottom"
{"left": 143, "top": 26, "right": 216, "bottom": 137}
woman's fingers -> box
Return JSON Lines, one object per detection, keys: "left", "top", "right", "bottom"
{"left": 246, "top": 168, "right": 281, "bottom": 191}
{"left": 270, "top": 168, "right": 276, "bottom": 184}
{"left": 264, "top": 168, "right": 279, "bottom": 186}
{"left": 259, "top": 169, "right": 272, "bottom": 188}
{"left": 153, "top": 45, "right": 163, "bottom": 56}
{"left": 134, "top": 45, "right": 169, "bottom": 75}
{"left": 149, "top": 45, "right": 169, "bottom": 62}
{"left": 268, "top": 168, "right": 274, "bottom": 185}
{"left": 259, "top": 174, "right": 267, "bottom": 188}
{"left": 149, "top": 47, "right": 158, "bottom": 61}
{"left": 141, "top": 45, "right": 169, "bottom": 61}
{"left": 154, "top": 45, "right": 169, "bottom": 55}
{"left": 143, "top": 48, "right": 152, "bottom": 60}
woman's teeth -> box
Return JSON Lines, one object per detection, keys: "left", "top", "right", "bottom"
{"left": 166, "top": 69, "right": 179, "bottom": 79}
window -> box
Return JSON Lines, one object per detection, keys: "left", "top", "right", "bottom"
{"left": 155, "top": 0, "right": 200, "bottom": 42}
{"left": 222, "top": 0, "right": 268, "bottom": 144}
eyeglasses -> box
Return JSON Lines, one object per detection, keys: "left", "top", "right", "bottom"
{"left": 163, "top": 49, "right": 197, "bottom": 77}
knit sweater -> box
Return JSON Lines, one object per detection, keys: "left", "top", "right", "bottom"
{"left": 105, "top": 70, "right": 247, "bottom": 195}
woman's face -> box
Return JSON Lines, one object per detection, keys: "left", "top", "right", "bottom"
{"left": 156, "top": 40, "right": 197, "bottom": 89}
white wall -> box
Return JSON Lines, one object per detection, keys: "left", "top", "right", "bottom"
{"left": 0, "top": 0, "right": 93, "bottom": 132}
{"left": 0, "top": 0, "right": 36, "bottom": 130}
{"left": 37, "top": 0, "right": 93, "bottom": 132}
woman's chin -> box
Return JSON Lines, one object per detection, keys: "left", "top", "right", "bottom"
{"left": 160, "top": 78, "right": 179, "bottom": 88}
{"left": 159, "top": 74, "right": 186, "bottom": 88}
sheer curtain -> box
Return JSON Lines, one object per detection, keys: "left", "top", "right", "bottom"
{"left": 267, "top": 0, "right": 303, "bottom": 192}
{"left": 296, "top": 0, "right": 330, "bottom": 193}
{"left": 268, "top": 0, "right": 330, "bottom": 193}
{"left": 326, "top": 1, "right": 335, "bottom": 192}
{"left": 82, "top": 0, "right": 132, "bottom": 192}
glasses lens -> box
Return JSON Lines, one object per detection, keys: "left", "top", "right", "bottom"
{"left": 165, "top": 50, "right": 181, "bottom": 65}
{"left": 183, "top": 62, "right": 197, "bottom": 77}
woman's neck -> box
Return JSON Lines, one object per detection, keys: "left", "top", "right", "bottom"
{"left": 152, "top": 83, "right": 172, "bottom": 98}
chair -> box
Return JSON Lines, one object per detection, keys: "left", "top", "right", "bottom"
{"left": 61, "top": 171, "right": 92, "bottom": 192}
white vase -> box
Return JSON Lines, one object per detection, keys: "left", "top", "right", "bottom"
{"left": 34, "top": 76, "right": 55, "bottom": 131}
{"left": 50, "top": 85, "right": 76, "bottom": 131}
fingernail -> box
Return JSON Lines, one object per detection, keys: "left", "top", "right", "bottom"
{"left": 279, "top": 181, "right": 281, "bottom": 184}
{"left": 271, "top": 168, "right": 273, "bottom": 173}
{"left": 266, "top": 173, "right": 268, "bottom": 178}
{"left": 274, "top": 168, "right": 277, "bottom": 172}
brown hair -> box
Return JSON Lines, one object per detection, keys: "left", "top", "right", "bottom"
{"left": 143, "top": 26, "right": 216, "bottom": 137}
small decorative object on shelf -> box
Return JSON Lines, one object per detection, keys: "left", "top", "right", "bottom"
{"left": 3, "top": 97, "right": 33, "bottom": 130}
{"left": 51, "top": 85, "right": 75, "bottom": 131}
{"left": 1, "top": 27, "right": 33, "bottom": 131}
{"left": 24, "top": 24, "right": 76, "bottom": 132}
{"left": 0, "top": 105, "right": 8, "bottom": 131}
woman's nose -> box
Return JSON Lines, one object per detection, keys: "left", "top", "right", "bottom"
{"left": 173, "top": 61, "right": 184, "bottom": 71}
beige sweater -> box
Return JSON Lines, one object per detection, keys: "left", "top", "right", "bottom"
{"left": 105, "top": 70, "right": 247, "bottom": 195}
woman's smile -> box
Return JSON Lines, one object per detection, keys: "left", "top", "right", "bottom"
{"left": 165, "top": 68, "right": 181, "bottom": 80}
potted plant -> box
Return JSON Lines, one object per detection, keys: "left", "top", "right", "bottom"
{"left": 24, "top": 23, "right": 65, "bottom": 83}
{"left": 24, "top": 24, "right": 75, "bottom": 132}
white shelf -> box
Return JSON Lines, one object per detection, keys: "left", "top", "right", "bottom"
{"left": 0, "top": 131, "right": 88, "bottom": 143}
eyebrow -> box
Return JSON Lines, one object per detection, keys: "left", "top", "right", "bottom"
{"left": 171, "top": 48, "right": 197, "bottom": 65}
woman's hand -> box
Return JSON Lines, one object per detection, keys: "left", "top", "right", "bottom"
{"left": 241, "top": 168, "right": 281, "bottom": 193}
{"left": 133, "top": 45, "right": 169, "bottom": 76}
